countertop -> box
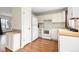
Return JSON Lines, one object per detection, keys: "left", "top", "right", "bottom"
{"left": 58, "top": 29, "right": 79, "bottom": 37}
{"left": 6, "top": 29, "right": 21, "bottom": 34}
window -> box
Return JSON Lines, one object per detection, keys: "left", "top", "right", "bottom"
{"left": 1, "top": 19, "right": 11, "bottom": 32}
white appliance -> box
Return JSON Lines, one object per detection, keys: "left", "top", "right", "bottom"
{"left": 68, "top": 20, "right": 76, "bottom": 28}
{"left": 42, "top": 20, "right": 52, "bottom": 39}
{"left": 42, "top": 29, "right": 52, "bottom": 39}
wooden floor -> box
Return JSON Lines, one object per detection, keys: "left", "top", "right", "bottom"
{"left": 17, "top": 38, "right": 58, "bottom": 52}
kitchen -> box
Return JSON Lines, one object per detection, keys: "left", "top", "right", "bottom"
{"left": 0, "top": 7, "right": 79, "bottom": 52}
{"left": 22, "top": 7, "right": 79, "bottom": 52}
{"left": 35, "top": 7, "right": 66, "bottom": 40}
{"left": 58, "top": 7, "right": 79, "bottom": 52}
{"left": 0, "top": 7, "right": 21, "bottom": 52}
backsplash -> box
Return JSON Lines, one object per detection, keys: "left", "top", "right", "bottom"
{"left": 52, "top": 22, "right": 65, "bottom": 29}
{"left": 38, "top": 22, "right": 65, "bottom": 29}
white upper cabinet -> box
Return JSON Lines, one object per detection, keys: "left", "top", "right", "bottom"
{"left": 68, "top": 7, "right": 72, "bottom": 19}
{"left": 37, "top": 11, "right": 65, "bottom": 23}
{"left": 73, "top": 8, "right": 79, "bottom": 17}
{"left": 37, "top": 15, "right": 44, "bottom": 23}
{"left": 52, "top": 11, "right": 65, "bottom": 22}
{"left": 68, "top": 7, "right": 79, "bottom": 18}
{"left": 37, "top": 14, "right": 52, "bottom": 23}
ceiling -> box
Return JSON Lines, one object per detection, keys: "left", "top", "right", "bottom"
{"left": 0, "top": 7, "right": 12, "bottom": 13}
{"left": 0, "top": 7, "right": 66, "bottom": 16}
{"left": 32, "top": 7, "right": 66, "bottom": 14}
{"left": 0, "top": 7, "right": 12, "bottom": 16}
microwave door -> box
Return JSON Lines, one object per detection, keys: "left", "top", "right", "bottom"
{"left": 69, "top": 20, "right": 76, "bottom": 28}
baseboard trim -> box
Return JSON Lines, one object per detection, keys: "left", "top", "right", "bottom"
{"left": 38, "top": 37, "right": 58, "bottom": 42}
{"left": 23, "top": 37, "right": 39, "bottom": 47}
{"left": 5, "top": 47, "right": 13, "bottom": 52}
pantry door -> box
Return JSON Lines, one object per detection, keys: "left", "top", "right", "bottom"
{"left": 21, "top": 8, "right": 32, "bottom": 48}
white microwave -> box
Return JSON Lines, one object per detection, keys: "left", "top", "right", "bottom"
{"left": 68, "top": 20, "right": 76, "bottom": 28}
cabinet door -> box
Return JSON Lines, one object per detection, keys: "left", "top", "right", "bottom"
{"left": 68, "top": 7, "right": 79, "bottom": 18}
{"left": 12, "top": 34, "right": 20, "bottom": 51}
{"left": 6, "top": 33, "right": 20, "bottom": 51}
{"left": 77, "top": 8, "right": 79, "bottom": 17}
{"left": 32, "top": 15, "right": 38, "bottom": 41}
{"left": 43, "top": 14, "right": 52, "bottom": 20}
{"left": 68, "top": 7, "right": 73, "bottom": 19}
{"left": 38, "top": 16, "right": 44, "bottom": 23}
{"left": 21, "top": 8, "right": 32, "bottom": 48}
{"left": 76, "top": 20, "right": 79, "bottom": 30}
{"left": 59, "top": 36, "right": 79, "bottom": 52}
{"left": 6, "top": 33, "right": 13, "bottom": 50}
{"left": 52, "top": 12, "right": 65, "bottom": 22}
{"left": 38, "top": 14, "right": 52, "bottom": 23}
{"left": 51, "top": 29, "right": 58, "bottom": 40}
{"left": 0, "top": 35, "right": 6, "bottom": 51}
{"left": 52, "top": 13, "right": 58, "bottom": 22}
{"left": 72, "top": 7, "right": 78, "bottom": 17}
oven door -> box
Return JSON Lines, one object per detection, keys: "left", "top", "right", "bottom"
{"left": 42, "top": 29, "right": 52, "bottom": 39}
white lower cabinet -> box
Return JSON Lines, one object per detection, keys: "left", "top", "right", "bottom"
{"left": 59, "top": 35, "right": 79, "bottom": 52}
{"left": 6, "top": 32, "right": 20, "bottom": 51}
{"left": 0, "top": 35, "right": 6, "bottom": 52}
{"left": 51, "top": 29, "right": 58, "bottom": 40}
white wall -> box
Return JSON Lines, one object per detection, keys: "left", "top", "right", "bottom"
{"left": 12, "top": 7, "right": 21, "bottom": 30}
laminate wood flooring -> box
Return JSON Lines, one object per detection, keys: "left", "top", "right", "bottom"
{"left": 17, "top": 38, "right": 58, "bottom": 52}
